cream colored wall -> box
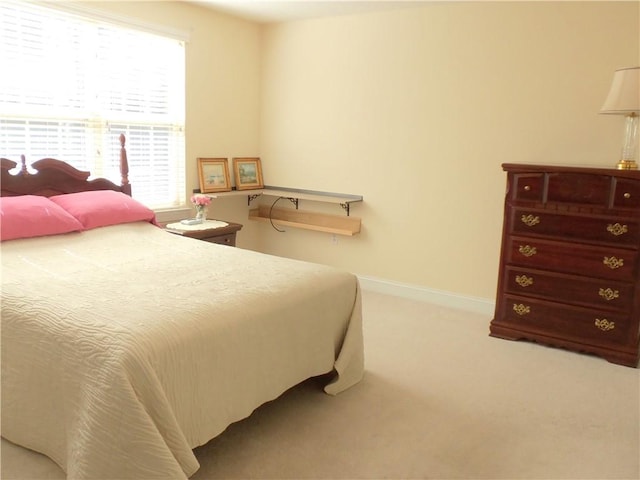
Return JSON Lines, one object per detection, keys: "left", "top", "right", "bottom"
{"left": 82, "top": 1, "right": 639, "bottom": 304}
{"left": 256, "top": 1, "right": 640, "bottom": 301}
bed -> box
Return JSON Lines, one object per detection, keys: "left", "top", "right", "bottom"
{"left": 0, "top": 136, "right": 365, "bottom": 479}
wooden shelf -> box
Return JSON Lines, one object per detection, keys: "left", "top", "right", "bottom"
{"left": 249, "top": 206, "right": 361, "bottom": 236}
{"left": 214, "top": 185, "right": 362, "bottom": 235}
{"left": 213, "top": 185, "right": 362, "bottom": 215}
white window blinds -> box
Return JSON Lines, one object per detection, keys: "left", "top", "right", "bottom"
{"left": 0, "top": 1, "right": 186, "bottom": 209}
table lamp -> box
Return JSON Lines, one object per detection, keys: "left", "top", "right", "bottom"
{"left": 600, "top": 66, "right": 640, "bottom": 170}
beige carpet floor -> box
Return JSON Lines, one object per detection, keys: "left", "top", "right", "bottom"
{"left": 2, "top": 290, "right": 639, "bottom": 479}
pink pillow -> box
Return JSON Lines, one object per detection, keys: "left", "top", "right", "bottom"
{"left": 0, "top": 195, "right": 84, "bottom": 241}
{"left": 50, "top": 190, "right": 156, "bottom": 230}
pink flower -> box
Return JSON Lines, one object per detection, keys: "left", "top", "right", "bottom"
{"left": 190, "top": 194, "right": 211, "bottom": 206}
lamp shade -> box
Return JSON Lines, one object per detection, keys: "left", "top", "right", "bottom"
{"left": 600, "top": 66, "right": 640, "bottom": 114}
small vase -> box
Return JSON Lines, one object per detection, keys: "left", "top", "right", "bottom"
{"left": 195, "top": 207, "right": 207, "bottom": 222}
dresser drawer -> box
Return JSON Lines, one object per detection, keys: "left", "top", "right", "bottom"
{"left": 613, "top": 178, "right": 640, "bottom": 209}
{"left": 506, "top": 236, "right": 638, "bottom": 281}
{"left": 510, "top": 208, "right": 640, "bottom": 246}
{"left": 547, "top": 172, "right": 611, "bottom": 206}
{"left": 500, "top": 295, "right": 632, "bottom": 348}
{"left": 510, "top": 173, "right": 544, "bottom": 202}
{"left": 504, "top": 266, "right": 634, "bottom": 312}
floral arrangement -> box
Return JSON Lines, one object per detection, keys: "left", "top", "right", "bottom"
{"left": 191, "top": 194, "right": 211, "bottom": 220}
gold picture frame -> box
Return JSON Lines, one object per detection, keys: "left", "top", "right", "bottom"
{"left": 233, "top": 157, "right": 263, "bottom": 190}
{"left": 198, "top": 158, "right": 231, "bottom": 193}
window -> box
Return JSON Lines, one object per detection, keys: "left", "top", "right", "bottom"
{"left": 0, "top": 2, "right": 186, "bottom": 209}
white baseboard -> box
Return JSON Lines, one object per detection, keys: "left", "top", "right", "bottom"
{"left": 357, "top": 275, "right": 495, "bottom": 317}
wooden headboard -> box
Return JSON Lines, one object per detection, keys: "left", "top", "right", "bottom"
{"left": 1, "top": 134, "right": 131, "bottom": 197}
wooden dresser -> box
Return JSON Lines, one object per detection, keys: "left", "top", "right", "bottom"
{"left": 490, "top": 164, "right": 640, "bottom": 367}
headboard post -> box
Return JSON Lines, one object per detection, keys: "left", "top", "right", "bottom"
{"left": 19, "top": 155, "right": 28, "bottom": 176}
{"left": 118, "top": 134, "right": 132, "bottom": 196}
{"left": 119, "top": 134, "right": 130, "bottom": 188}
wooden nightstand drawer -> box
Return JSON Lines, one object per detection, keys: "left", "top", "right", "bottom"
{"left": 506, "top": 236, "right": 638, "bottom": 281}
{"left": 510, "top": 208, "right": 640, "bottom": 246}
{"left": 504, "top": 266, "right": 634, "bottom": 312}
{"left": 500, "top": 295, "right": 632, "bottom": 348}
{"left": 203, "top": 233, "right": 236, "bottom": 246}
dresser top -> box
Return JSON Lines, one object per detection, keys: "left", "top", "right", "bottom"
{"left": 502, "top": 163, "right": 640, "bottom": 179}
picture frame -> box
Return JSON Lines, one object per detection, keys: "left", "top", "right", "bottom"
{"left": 233, "top": 157, "right": 263, "bottom": 190}
{"left": 198, "top": 158, "right": 231, "bottom": 193}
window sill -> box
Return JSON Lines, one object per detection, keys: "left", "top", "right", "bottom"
{"left": 154, "top": 207, "right": 191, "bottom": 224}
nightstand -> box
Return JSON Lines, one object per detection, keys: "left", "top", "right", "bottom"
{"left": 164, "top": 220, "right": 243, "bottom": 247}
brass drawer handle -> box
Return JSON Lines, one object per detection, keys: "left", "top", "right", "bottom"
{"left": 515, "top": 275, "right": 534, "bottom": 287}
{"left": 606, "top": 223, "right": 628, "bottom": 236}
{"left": 624, "top": 192, "right": 631, "bottom": 199}
{"left": 518, "top": 245, "right": 537, "bottom": 257}
{"left": 513, "top": 303, "right": 530, "bottom": 316}
{"left": 603, "top": 256, "right": 624, "bottom": 269}
{"left": 521, "top": 214, "right": 540, "bottom": 227}
{"left": 598, "top": 288, "right": 619, "bottom": 301}
{"left": 524, "top": 185, "right": 531, "bottom": 191}
{"left": 595, "top": 318, "right": 615, "bottom": 331}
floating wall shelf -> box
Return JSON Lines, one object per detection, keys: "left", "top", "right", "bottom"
{"left": 213, "top": 185, "right": 363, "bottom": 216}
{"left": 213, "top": 186, "right": 363, "bottom": 235}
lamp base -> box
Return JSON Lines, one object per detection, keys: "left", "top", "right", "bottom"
{"left": 616, "top": 159, "right": 638, "bottom": 170}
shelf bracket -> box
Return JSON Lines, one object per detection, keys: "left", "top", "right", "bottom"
{"left": 285, "top": 197, "right": 299, "bottom": 209}
{"left": 247, "top": 193, "right": 261, "bottom": 206}
{"left": 340, "top": 202, "right": 351, "bottom": 216}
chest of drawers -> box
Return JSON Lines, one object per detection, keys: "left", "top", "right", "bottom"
{"left": 490, "top": 164, "right": 640, "bottom": 367}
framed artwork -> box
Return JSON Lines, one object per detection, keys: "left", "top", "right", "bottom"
{"left": 233, "top": 157, "right": 263, "bottom": 190}
{"left": 198, "top": 158, "right": 231, "bottom": 193}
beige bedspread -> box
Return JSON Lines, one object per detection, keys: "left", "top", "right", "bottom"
{"left": 1, "top": 222, "right": 364, "bottom": 479}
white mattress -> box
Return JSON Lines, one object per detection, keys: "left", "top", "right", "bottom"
{"left": 1, "top": 222, "right": 364, "bottom": 479}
